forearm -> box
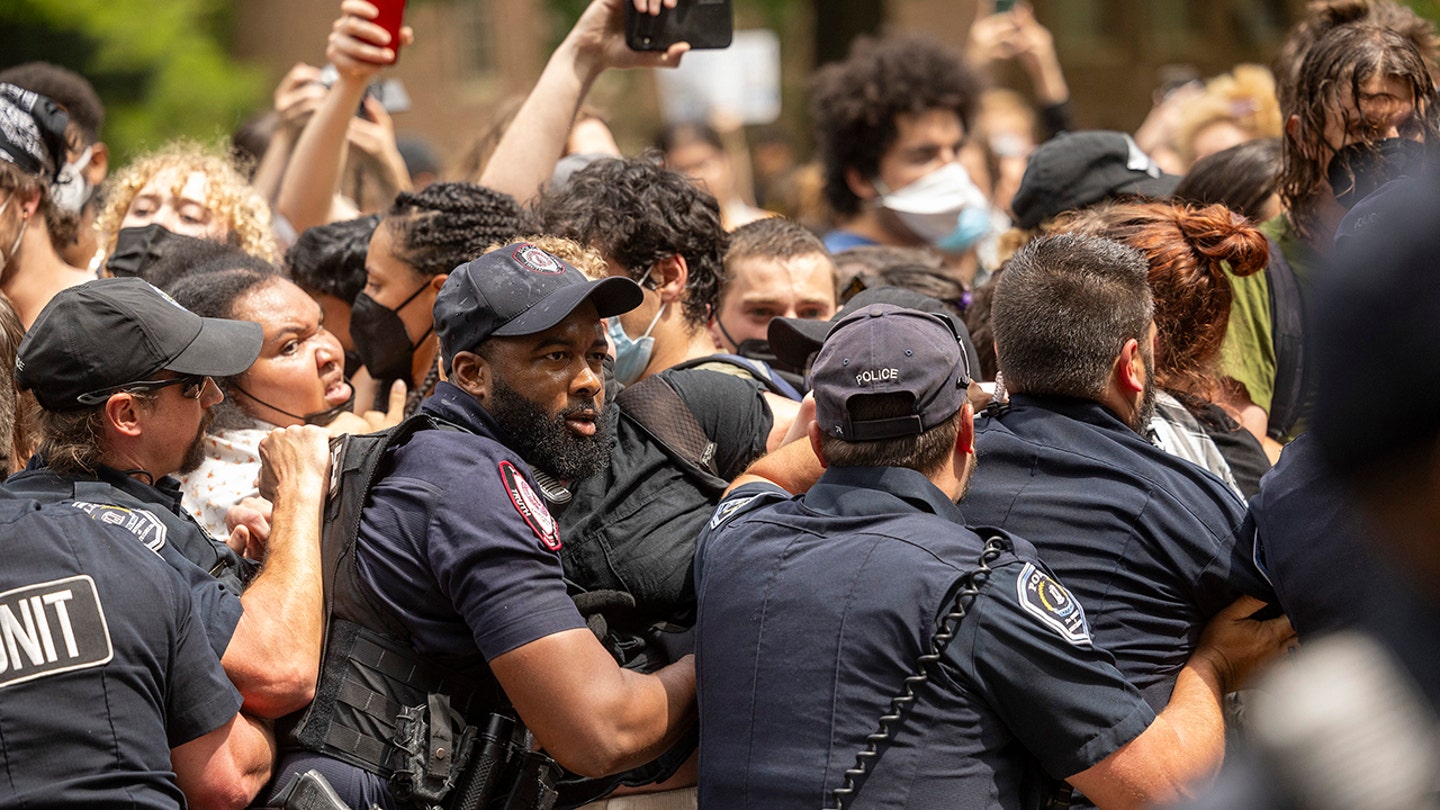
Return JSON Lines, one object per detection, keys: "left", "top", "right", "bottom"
{"left": 478, "top": 38, "right": 600, "bottom": 205}
{"left": 1084, "top": 661, "right": 1226, "bottom": 810}
{"left": 277, "top": 74, "right": 368, "bottom": 233}
{"left": 222, "top": 476, "right": 327, "bottom": 717}
{"left": 597, "top": 656, "right": 697, "bottom": 776}
{"left": 174, "top": 713, "right": 277, "bottom": 810}
{"left": 1022, "top": 51, "right": 1069, "bottom": 107}
{"left": 727, "top": 433, "right": 824, "bottom": 496}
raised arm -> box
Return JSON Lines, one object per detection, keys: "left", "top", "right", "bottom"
{"left": 220, "top": 425, "right": 332, "bottom": 718}
{"left": 479, "top": 0, "right": 688, "bottom": 206}
{"left": 276, "top": 0, "right": 410, "bottom": 233}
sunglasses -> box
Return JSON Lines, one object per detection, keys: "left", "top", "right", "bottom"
{"left": 76, "top": 374, "right": 209, "bottom": 406}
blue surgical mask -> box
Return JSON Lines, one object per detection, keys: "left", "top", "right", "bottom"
{"left": 608, "top": 303, "right": 665, "bottom": 385}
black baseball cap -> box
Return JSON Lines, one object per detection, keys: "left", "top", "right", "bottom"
{"left": 809, "top": 303, "right": 970, "bottom": 442}
{"left": 17, "top": 277, "right": 262, "bottom": 411}
{"left": 1010, "top": 131, "right": 1179, "bottom": 230}
{"left": 769, "top": 286, "right": 975, "bottom": 379}
{"left": 434, "top": 242, "right": 643, "bottom": 363}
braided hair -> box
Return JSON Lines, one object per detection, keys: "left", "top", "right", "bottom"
{"left": 383, "top": 182, "right": 528, "bottom": 277}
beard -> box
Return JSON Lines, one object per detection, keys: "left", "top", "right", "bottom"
{"left": 487, "top": 374, "right": 612, "bottom": 481}
{"left": 178, "top": 408, "right": 215, "bottom": 475}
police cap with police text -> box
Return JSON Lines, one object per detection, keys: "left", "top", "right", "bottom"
{"left": 809, "top": 303, "right": 971, "bottom": 442}
{"left": 16, "top": 277, "right": 262, "bottom": 411}
{"left": 434, "top": 242, "right": 643, "bottom": 365}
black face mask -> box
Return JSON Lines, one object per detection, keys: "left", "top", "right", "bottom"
{"left": 1328, "top": 138, "right": 1428, "bottom": 209}
{"left": 231, "top": 382, "right": 352, "bottom": 427}
{"left": 106, "top": 224, "right": 180, "bottom": 278}
{"left": 350, "top": 284, "right": 432, "bottom": 383}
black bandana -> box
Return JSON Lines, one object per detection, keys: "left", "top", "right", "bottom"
{"left": 0, "top": 83, "right": 68, "bottom": 181}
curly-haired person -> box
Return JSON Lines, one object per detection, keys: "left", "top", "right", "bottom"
{"left": 809, "top": 34, "right": 988, "bottom": 262}
{"left": 97, "top": 140, "right": 279, "bottom": 263}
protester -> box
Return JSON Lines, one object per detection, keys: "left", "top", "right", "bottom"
{"left": 0, "top": 62, "right": 110, "bottom": 271}
{"left": 354, "top": 181, "right": 525, "bottom": 414}
{"left": 96, "top": 140, "right": 278, "bottom": 263}
{"left": 1220, "top": 18, "right": 1439, "bottom": 447}
{"left": 284, "top": 213, "right": 378, "bottom": 373}
{"left": 1171, "top": 65, "right": 1283, "bottom": 169}
{"left": 0, "top": 84, "right": 95, "bottom": 327}
{"left": 809, "top": 33, "right": 990, "bottom": 284}
{"left": 169, "top": 262, "right": 400, "bottom": 538}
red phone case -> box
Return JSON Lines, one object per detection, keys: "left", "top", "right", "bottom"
{"left": 371, "top": 0, "right": 407, "bottom": 64}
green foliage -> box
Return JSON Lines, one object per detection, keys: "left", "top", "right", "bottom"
{"left": 0, "top": 0, "right": 267, "bottom": 163}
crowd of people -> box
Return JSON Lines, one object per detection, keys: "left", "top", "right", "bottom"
{"left": 1, "top": 0, "right": 1439, "bottom": 807}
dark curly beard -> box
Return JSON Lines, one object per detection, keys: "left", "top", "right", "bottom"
{"left": 487, "top": 374, "right": 612, "bottom": 482}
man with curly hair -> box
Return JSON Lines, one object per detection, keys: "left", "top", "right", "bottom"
{"left": 810, "top": 34, "right": 988, "bottom": 259}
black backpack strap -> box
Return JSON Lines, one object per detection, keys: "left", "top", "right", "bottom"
{"left": 614, "top": 375, "right": 729, "bottom": 494}
{"left": 1264, "top": 236, "right": 1306, "bottom": 440}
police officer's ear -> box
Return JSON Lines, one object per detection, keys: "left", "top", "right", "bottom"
{"left": 449, "top": 350, "right": 492, "bottom": 402}
{"left": 956, "top": 401, "right": 975, "bottom": 457}
{"left": 102, "top": 393, "right": 146, "bottom": 439}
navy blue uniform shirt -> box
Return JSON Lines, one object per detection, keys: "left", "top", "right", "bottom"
{"left": 966, "top": 395, "right": 1275, "bottom": 709}
{"left": 1, "top": 462, "right": 247, "bottom": 658}
{"left": 694, "top": 465, "right": 1155, "bottom": 809}
{"left": 0, "top": 499, "right": 240, "bottom": 809}
{"left": 274, "top": 381, "right": 587, "bottom": 809}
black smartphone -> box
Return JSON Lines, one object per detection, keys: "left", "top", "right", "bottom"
{"left": 994, "top": 0, "right": 1017, "bottom": 12}
{"left": 625, "top": 0, "right": 734, "bottom": 51}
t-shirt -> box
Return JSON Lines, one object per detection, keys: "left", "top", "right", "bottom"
{"left": 1220, "top": 214, "right": 1320, "bottom": 414}
{"left": 0, "top": 500, "right": 240, "bottom": 809}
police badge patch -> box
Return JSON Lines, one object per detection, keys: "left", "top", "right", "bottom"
{"left": 709, "top": 494, "right": 761, "bottom": 529}
{"left": 70, "top": 502, "right": 167, "bottom": 554}
{"left": 1016, "top": 562, "right": 1091, "bottom": 647}
{"left": 499, "top": 461, "right": 562, "bottom": 551}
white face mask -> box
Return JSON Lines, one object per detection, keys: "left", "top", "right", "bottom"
{"left": 50, "top": 145, "right": 94, "bottom": 214}
{"left": 875, "top": 162, "right": 992, "bottom": 251}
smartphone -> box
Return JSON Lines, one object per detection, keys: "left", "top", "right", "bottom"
{"left": 371, "top": 0, "right": 408, "bottom": 63}
{"left": 993, "top": 0, "right": 1017, "bottom": 12}
{"left": 625, "top": 0, "right": 734, "bottom": 52}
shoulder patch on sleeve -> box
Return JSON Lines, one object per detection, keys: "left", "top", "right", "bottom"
{"left": 1016, "top": 562, "right": 1091, "bottom": 647}
{"left": 499, "top": 460, "right": 561, "bottom": 552}
{"left": 69, "top": 501, "right": 166, "bottom": 554}
{"left": 709, "top": 493, "right": 763, "bottom": 529}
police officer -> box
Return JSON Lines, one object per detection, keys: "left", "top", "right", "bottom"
{"left": 693, "top": 303, "right": 1293, "bottom": 808}
{"left": 963, "top": 234, "right": 1276, "bottom": 711}
{"left": 272, "top": 243, "right": 696, "bottom": 809}
{"left": 3, "top": 277, "right": 332, "bottom": 725}
{"left": 0, "top": 496, "right": 269, "bottom": 808}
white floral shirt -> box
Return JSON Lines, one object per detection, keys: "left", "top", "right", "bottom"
{"left": 177, "top": 419, "right": 273, "bottom": 539}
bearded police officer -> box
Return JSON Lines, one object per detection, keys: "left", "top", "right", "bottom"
{"left": 272, "top": 243, "right": 696, "bottom": 809}
{"left": 693, "top": 303, "right": 1293, "bottom": 808}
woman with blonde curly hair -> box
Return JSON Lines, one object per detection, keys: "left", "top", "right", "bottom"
{"left": 97, "top": 140, "right": 278, "bottom": 265}
{"left": 1172, "top": 64, "right": 1283, "bottom": 169}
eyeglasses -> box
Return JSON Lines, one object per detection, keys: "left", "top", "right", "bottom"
{"left": 75, "top": 374, "right": 209, "bottom": 405}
